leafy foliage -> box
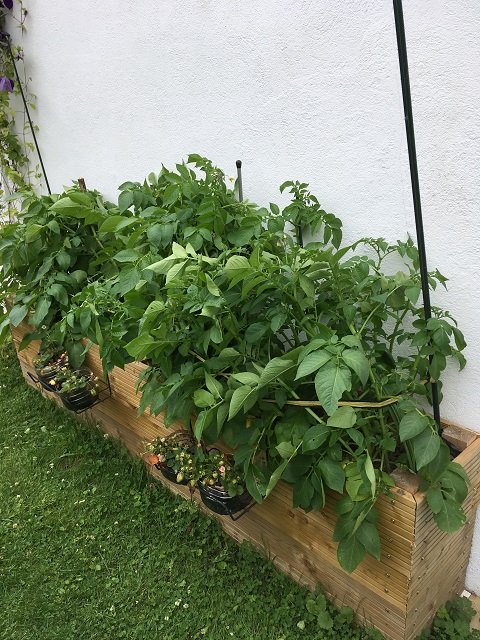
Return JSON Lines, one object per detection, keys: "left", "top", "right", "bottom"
{"left": 0, "top": 155, "right": 469, "bottom": 573}
{"left": 417, "top": 597, "right": 480, "bottom": 640}
{"left": 146, "top": 430, "right": 197, "bottom": 484}
{"left": 0, "top": 2, "right": 40, "bottom": 219}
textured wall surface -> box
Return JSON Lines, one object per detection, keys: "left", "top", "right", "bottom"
{"left": 11, "top": 0, "right": 480, "bottom": 590}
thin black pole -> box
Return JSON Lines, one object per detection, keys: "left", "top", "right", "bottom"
{"left": 297, "top": 224, "right": 304, "bottom": 248}
{"left": 393, "top": 0, "right": 441, "bottom": 427}
{"left": 2, "top": 35, "right": 51, "bottom": 194}
{"left": 236, "top": 160, "right": 243, "bottom": 202}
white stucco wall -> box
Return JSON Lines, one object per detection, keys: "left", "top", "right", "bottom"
{"left": 8, "top": 0, "right": 480, "bottom": 591}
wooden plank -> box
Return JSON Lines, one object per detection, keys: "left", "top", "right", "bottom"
{"left": 442, "top": 425, "right": 478, "bottom": 452}
{"left": 391, "top": 468, "right": 421, "bottom": 495}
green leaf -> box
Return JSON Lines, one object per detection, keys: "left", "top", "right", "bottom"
{"left": 118, "top": 191, "right": 134, "bottom": 213}
{"left": 302, "top": 424, "right": 330, "bottom": 452}
{"left": 258, "top": 357, "right": 295, "bottom": 388}
{"left": 405, "top": 285, "right": 421, "bottom": 305}
{"left": 224, "top": 255, "right": 251, "bottom": 279}
{"left": 412, "top": 429, "right": 441, "bottom": 470}
{"left": 165, "top": 260, "right": 186, "bottom": 284}
{"left": 245, "top": 322, "right": 269, "bottom": 343}
{"left": 71, "top": 270, "right": 88, "bottom": 284}
{"left": 347, "top": 428, "right": 364, "bottom": 448}
{"left": 99, "top": 216, "right": 136, "bottom": 233}
{"left": 298, "top": 274, "right": 315, "bottom": 298}
{"left": 336, "top": 496, "right": 354, "bottom": 516}
{"left": 9, "top": 304, "right": 28, "bottom": 327}
{"left": 56, "top": 252, "right": 71, "bottom": 270}
{"left": 356, "top": 521, "right": 381, "bottom": 560}
{"left": 205, "top": 372, "right": 223, "bottom": 399}
{"left": 145, "top": 256, "right": 177, "bottom": 274}
{"left": 265, "top": 459, "right": 289, "bottom": 498}
{"left": 144, "top": 221, "right": 161, "bottom": 243}
{"left": 341, "top": 335, "right": 362, "bottom": 348}
{"left": 295, "top": 350, "right": 331, "bottom": 380}
{"left": 227, "top": 226, "right": 256, "bottom": 247}
{"left": 47, "top": 283, "right": 68, "bottom": 307}
{"left": 30, "top": 297, "right": 51, "bottom": 327}
{"left": 205, "top": 274, "right": 220, "bottom": 297}
{"left": 25, "top": 223, "right": 43, "bottom": 243}
{"left": 341, "top": 349, "right": 369, "bottom": 385}
{"left": 270, "top": 312, "right": 287, "bottom": 333}
{"left": 113, "top": 268, "right": 141, "bottom": 295}
{"left": 448, "top": 462, "right": 470, "bottom": 486}
{"left": 231, "top": 372, "right": 260, "bottom": 386}
{"left": 171, "top": 242, "right": 188, "bottom": 258}
{"left": 218, "top": 348, "right": 240, "bottom": 360}
{"left": 337, "top": 536, "right": 366, "bottom": 573}
{"left": 399, "top": 411, "right": 430, "bottom": 442}
{"left": 209, "top": 326, "right": 222, "bottom": 344}
{"left": 193, "top": 389, "right": 216, "bottom": 408}
{"left": 452, "top": 327, "right": 467, "bottom": 351}
{"left": 216, "top": 402, "right": 229, "bottom": 433}
{"left": 442, "top": 468, "right": 469, "bottom": 503}
{"left": 125, "top": 334, "right": 155, "bottom": 360}
{"left": 364, "top": 454, "right": 376, "bottom": 498}
{"left": 193, "top": 410, "right": 209, "bottom": 441}
{"left": 67, "top": 341, "right": 85, "bottom": 369}
{"left": 113, "top": 249, "right": 140, "bottom": 263}
{"left": 50, "top": 197, "right": 90, "bottom": 217}
{"left": 79, "top": 309, "right": 92, "bottom": 333}
{"left": 421, "top": 441, "right": 451, "bottom": 482}
{"left": 426, "top": 487, "right": 444, "bottom": 514}
{"left": 276, "top": 441, "right": 296, "bottom": 459}
{"left": 433, "top": 497, "right": 466, "bottom": 533}
{"left": 144, "top": 300, "right": 164, "bottom": 317}
{"left": 327, "top": 406, "right": 356, "bottom": 429}
{"left": 314, "top": 362, "right": 351, "bottom": 416}
{"left": 318, "top": 458, "right": 345, "bottom": 493}
{"left": 244, "top": 465, "right": 264, "bottom": 503}
{"left": 163, "top": 184, "right": 180, "bottom": 206}
{"left": 292, "top": 476, "right": 314, "bottom": 510}
{"left": 34, "top": 257, "right": 53, "bottom": 281}
{"left": 228, "top": 386, "right": 253, "bottom": 420}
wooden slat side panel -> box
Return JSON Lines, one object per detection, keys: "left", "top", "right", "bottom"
{"left": 404, "top": 519, "right": 476, "bottom": 639}
{"left": 404, "top": 438, "right": 480, "bottom": 640}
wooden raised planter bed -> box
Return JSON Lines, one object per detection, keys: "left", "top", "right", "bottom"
{"left": 10, "top": 321, "right": 480, "bottom": 640}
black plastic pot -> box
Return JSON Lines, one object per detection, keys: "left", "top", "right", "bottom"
{"left": 155, "top": 463, "right": 189, "bottom": 486}
{"left": 199, "top": 483, "right": 251, "bottom": 516}
{"left": 59, "top": 386, "right": 97, "bottom": 412}
{"left": 35, "top": 367, "right": 59, "bottom": 392}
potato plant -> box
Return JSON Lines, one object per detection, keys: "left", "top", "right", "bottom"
{"left": 0, "top": 155, "right": 468, "bottom": 572}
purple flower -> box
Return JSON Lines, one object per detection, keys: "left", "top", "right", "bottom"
{"left": 1, "top": 1, "right": 14, "bottom": 10}
{"left": 0, "top": 76, "right": 14, "bottom": 92}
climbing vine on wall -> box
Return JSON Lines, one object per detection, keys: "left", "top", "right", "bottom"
{"left": 0, "top": 0, "right": 39, "bottom": 220}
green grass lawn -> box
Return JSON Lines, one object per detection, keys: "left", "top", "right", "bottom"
{"left": 0, "top": 344, "right": 475, "bottom": 640}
